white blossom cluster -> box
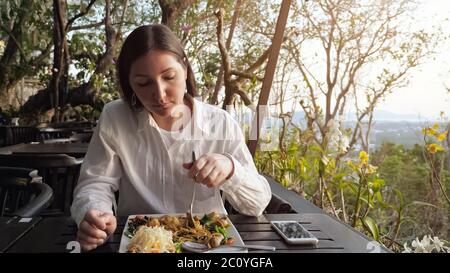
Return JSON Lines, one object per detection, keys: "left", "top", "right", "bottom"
{"left": 403, "top": 235, "right": 450, "bottom": 253}
{"left": 326, "top": 119, "right": 349, "bottom": 155}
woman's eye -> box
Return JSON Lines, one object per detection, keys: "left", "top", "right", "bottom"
{"left": 137, "top": 82, "right": 151, "bottom": 87}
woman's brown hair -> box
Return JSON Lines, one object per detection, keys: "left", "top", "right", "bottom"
{"left": 117, "top": 24, "right": 197, "bottom": 110}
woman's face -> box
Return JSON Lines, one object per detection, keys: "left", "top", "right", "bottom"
{"left": 129, "top": 50, "right": 187, "bottom": 118}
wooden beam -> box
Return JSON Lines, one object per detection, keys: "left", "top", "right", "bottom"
{"left": 248, "top": 0, "right": 292, "bottom": 156}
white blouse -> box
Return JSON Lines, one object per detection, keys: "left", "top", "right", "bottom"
{"left": 70, "top": 98, "right": 271, "bottom": 226}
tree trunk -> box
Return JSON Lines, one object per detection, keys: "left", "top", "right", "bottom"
{"left": 22, "top": 0, "right": 128, "bottom": 117}
{"left": 210, "top": 0, "right": 242, "bottom": 105}
{"left": 247, "top": 0, "right": 292, "bottom": 156}
{"left": 158, "top": 0, "right": 195, "bottom": 30}
{"left": 21, "top": 83, "right": 98, "bottom": 116}
{"left": 50, "top": 0, "right": 68, "bottom": 122}
{"left": 0, "top": 0, "right": 34, "bottom": 95}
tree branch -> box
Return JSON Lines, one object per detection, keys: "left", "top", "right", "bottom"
{"left": 68, "top": 20, "right": 105, "bottom": 31}
{"left": 231, "top": 70, "right": 264, "bottom": 81}
{"left": 65, "top": 0, "right": 98, "bottom": 32}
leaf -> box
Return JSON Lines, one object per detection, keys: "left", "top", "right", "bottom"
{"left": 347, "top": 183, "right": 358, "bottom": 194}
{"left": 371, "top": 178, "right": 385, "bottom": 192}
{"left": 336, "top": 181, "right": 349, "bottom": 192}
{"left": 404, "top": 201, "right": 436, "bottom": 209}
{"left": 374, "top": 191, "right": 383, "bottom": 203}
{"left": 359, "top": 196, "right": 369, "bottom": 204}
{"left": 392, "top": 189, "right": 404, "bottom": 207}
{"left": 272, "top": 160, "right": 282, "bottom": 170}
{"left": 362, "top": 216, "right": 380, "bottom": 241}
{"left": 251, "top": 75, "right": 257, "bottom": 85}
{"left": 286, "top": 168, "right": 298, "bottom": 176}
{"left": 333, "top": 173, "right": 347, "bottom": 182}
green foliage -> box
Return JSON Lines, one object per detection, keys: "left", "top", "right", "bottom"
{"left": 255, "top": 127, "right": 450, "bottom": 250}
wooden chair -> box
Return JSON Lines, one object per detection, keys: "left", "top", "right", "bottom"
{"left": 0, "top": 166, "right": 53, "bottom": 217}
{"left": 0, "top": 154, "right": 83, "bottom": 216}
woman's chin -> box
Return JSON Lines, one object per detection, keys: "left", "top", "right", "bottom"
{"left": 149, "top": 106, "right": 173, "bottom": 118}
{"left": 146, "top": 102, "right": 188, "bottom": 119}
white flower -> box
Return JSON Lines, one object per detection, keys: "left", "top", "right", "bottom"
{"left": 402, "top": 243, "right": 412, "bottom": 253}
{"left": 404, "top": 235, "right": 450, "bottom": 253}
{"left": 411, "top": 237, "right": 424, "bottom": 253}
{"left": 431, "top": 236, "right": 445, "bottom": 252}
{"left": 339, "top": 135, "right": 350, "bottom": 153}
{"left": 412, "top": 236, "right": 436, "bottom": 253}
{"left": 422, "top": 235, "right": 436, "bottom": 253}
{"left": 326, "top": 119, "right": 349, "bottom": 154}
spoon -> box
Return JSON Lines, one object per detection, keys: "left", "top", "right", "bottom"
{"left": 181, "top": 241, "right": 276, "bottom": 253}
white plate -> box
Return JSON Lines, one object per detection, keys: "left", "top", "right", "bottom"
{"left": 118, "top": 213, "right": 247, "bottom": 253}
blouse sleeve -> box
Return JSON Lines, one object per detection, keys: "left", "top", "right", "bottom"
{"left": 70, "top": 107, "right": 122, "bottom": 227}
{"left": 219, "top": 114, "right": 272, "bottom": 216}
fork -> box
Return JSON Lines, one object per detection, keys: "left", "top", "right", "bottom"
{"left": 187, "top": 151, "right": 197, "bottom": 227}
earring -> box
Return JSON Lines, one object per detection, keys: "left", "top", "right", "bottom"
{"left": 131, "top": 93, "right": 137, "bottom": 106}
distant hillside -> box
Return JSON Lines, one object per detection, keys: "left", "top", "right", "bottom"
{"left": 290, "top": 110, "right": 433, "bottom": 123}
{"left": 235, "top": 109, "right": 444, "bottom": 148}
{"left": 345, "top": 110, "right": 432, "bottom": 122}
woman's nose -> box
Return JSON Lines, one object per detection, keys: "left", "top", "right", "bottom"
{"left": 154, "top": 82, "right": 167, "bottom": 102}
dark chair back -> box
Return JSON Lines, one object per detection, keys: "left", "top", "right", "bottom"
{"left": 38, "top": 127, "right": 93, "bottom": 144}
{"left": 0, "top": 126, "right": 40, "bottom": 146}
{"left": 0, "top": 166, "right": 53, "bottom": 217}
{"left": 0, "top": 154, "right": 82, "bottom": 216}
{"left": 264, "top": 193, "right": 296, "bottom": 213}
{"left": 223, "top": 191, "right": 296, "bottom": 215}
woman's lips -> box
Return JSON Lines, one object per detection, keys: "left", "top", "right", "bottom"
{"left": 154, "top": 103, "right": 171, "bottom": 109}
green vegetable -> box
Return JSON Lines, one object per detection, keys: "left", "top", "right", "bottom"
{"left": 200, "top": 214, "right": 212, "bottom": 226}
{"left": 214, "top": 225, "right": 229, "bottom": 239}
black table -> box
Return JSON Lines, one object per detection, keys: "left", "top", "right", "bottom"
{"left": 0, "top": 143, "right": 89, "bottom": 158}
{"left": 0, "top": 217, "right": 41, "bottom": 253}
{"left": 6, "top": 213, "right": 390, "bottom": 253}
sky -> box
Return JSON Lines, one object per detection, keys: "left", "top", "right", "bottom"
{"left": 376, "top": 0, "right": 450, "bottom": 119}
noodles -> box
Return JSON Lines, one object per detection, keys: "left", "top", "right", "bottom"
{"left": 127, "top": 226, "right": 175, "bottom": 253}
{"left": 125, "top": 212, "right": 235, "bottom": 253}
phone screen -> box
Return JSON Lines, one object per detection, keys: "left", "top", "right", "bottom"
{"left": 272, "top": 221, "right": 313, "bottom": 239}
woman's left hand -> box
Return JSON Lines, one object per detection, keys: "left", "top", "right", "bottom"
{"left": 182, "top": 153, "right": 234, "bottom": 188}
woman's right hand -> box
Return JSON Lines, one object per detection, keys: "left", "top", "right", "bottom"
{"left": 77, "top": 209, "right": 117, "bottom": 252}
